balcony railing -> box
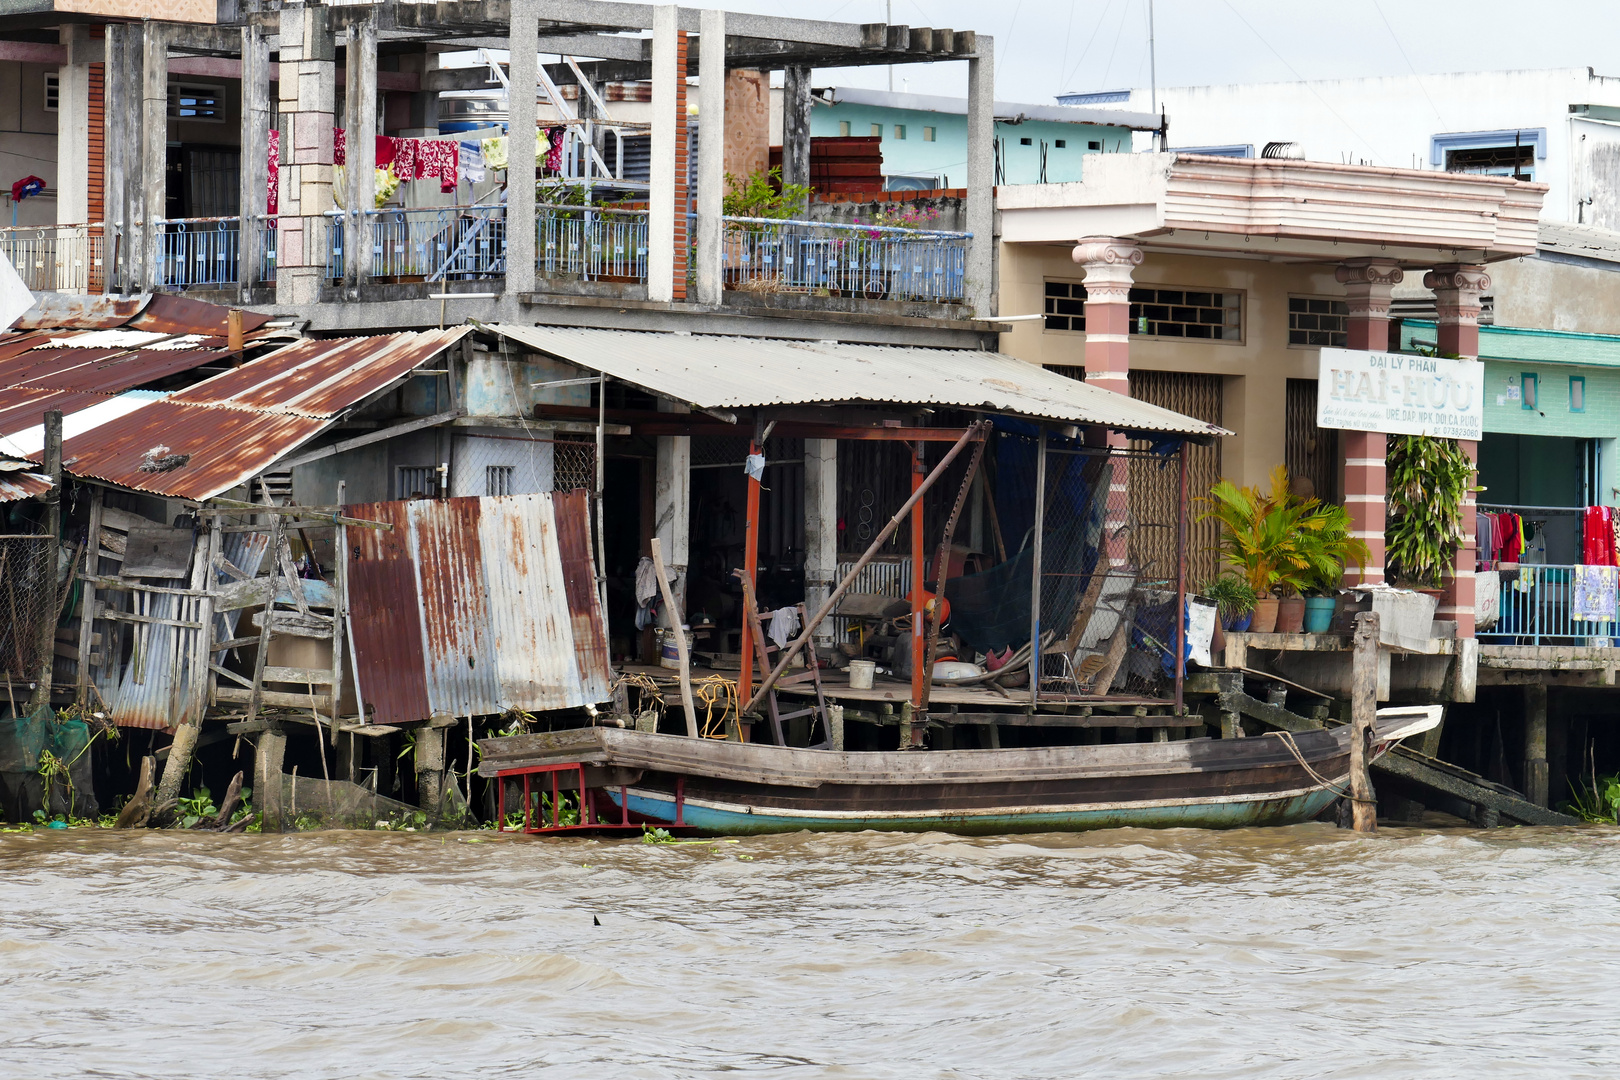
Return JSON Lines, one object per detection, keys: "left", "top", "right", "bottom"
{"left": 537, "top": 203, "right": 647, "bottom": 282}
{"left": 0, "top": 223, "right": 105, "bottom": 293}
{"left": 720, "top": 216, "right": 970, "bottom": 303}
{"left": 157, "top": 217, "right": 242, "bottom": 289}
{"left": 326, "top": 205, "right": 507, "bottom": 282}
{"left": 1480, "top": 564, "right": 1620, "bottom": 646}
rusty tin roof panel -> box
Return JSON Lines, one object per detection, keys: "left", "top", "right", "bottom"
{"left": 0, "top": 465, "right": 51, "bottom": 502}
{"left": 0, "top": 388, "right": 107, "bottom": 439}
{"left": 0, "top": 348, "right": 228, "bottom": 394}
{"left": 172, "top": 328, "right": 471, "bottom": 417}
{"left": 9, "top": 293, "right": 149, "bottom": 330}
{"left": 124, "top": 293, "right": 273, "bottom": 337}
{"left": 343, "top": 493, "right": 612, "bottom": 722}
{"left": 52, "top": 400, "right": 330, "bottom": 500}
{"left": 345, "top": 501, "right": 432, "bottom": 726}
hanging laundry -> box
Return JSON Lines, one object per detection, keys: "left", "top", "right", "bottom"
{"left": 374, "top": 135, "right": 397, "bottom": 167}
{"left": 392, "top": 137, "right": 418, "bottom": 182}
{"left": 334, "top": 126, "right": 346, "bottom": 166}
{"left": 266, "top": 129, "right": 280, "bottom": 215}
{"left": 545, "top": 125, "right": 566, "bottom": 171}
{"left": 767, "top": 607, "right": 800, "bottom": 650}
{"left": 1573, "top": 564, "right": 1619, "bottom": 622}
{"left": 1524, "top": 523, "right": 1547, "bottom": 565}
{"left": 478, "top": 130, "right": 549, "bottom": 172}
{"left": 1585, "top": 506, "right": 1618, "bottom": 566}
{"left": 459, "top": 142, "right": 485, "bottom": 184}
{"left": 418, "top": 139, "right": 459, "bottom": 193}
{"left": 1477, "top": 511, "right": 1494, "bottom": 572}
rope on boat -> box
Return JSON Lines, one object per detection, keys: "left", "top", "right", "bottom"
{"left": 1263, "top": 729, "right": 1374, "bottom": 804}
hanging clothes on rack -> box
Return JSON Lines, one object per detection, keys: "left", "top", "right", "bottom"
{"left": 545, "top": 126, "right": 566, "bottom": 172}
{"left": 266, "top": 129, "right": 279, "bottom": 215}
{"left": 1477, "top": 511, "right": 1494, "bottom": 571}
{"left": 1584, "top": 505, "right": 1618, "bottom": 566}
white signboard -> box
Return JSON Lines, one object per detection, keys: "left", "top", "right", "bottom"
{"left": 1316, "top": 347, "right": 1484, "bottom": 440}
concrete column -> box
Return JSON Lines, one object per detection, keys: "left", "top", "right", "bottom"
{"left": 140, "top": 24, "right": 169, "bottom": 292}
{"left": 275, "top": 4, "right": 337, "bottom": 307}
{"left": 648, "top": 5, "right": 678, "bottom": 303}
{"left": 1524, "top": 682, "right": 1549, "bottom": 807}
{"left": 506, "top": 0, "right": 538, "bottom": 294}
{"left": 781, "top": 64, "right": 812, "bottom": 210}
{"left": 1335, "top": 258, "right": 1404, "bottom": 587}
{"left": 1071, "top": 237, "right": 1142, "bottom": 395}
{"left": 654, "top": 401, "right": 690, "bottom": 615}
{"left": 965, "top": 36, "right": 995, "bottom": 317}
{"left": 804, "top": 438, "right": 838, "bottom": 645}
{"left": 722, "top": 68, "right": 769, "bottom": 184}
{"left": 56, "top": 24, "right": 92, "bottom": 228}
{"left": 239, "top": 23, "right": 270, "bottom": 298}
{"left": 101, "top": 25, "right": 129, "bottom": 292}
{"left": 1428, "top": 264, "right": 1491, "bottom": 638}
{"left": 693, "top": 9, "right": 725, "bottom": 306}
{"left": 343, "top": 12, "right": 378, "bottom": 294}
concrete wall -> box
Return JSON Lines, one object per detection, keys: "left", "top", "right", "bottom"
{"left": 998, "top": 242, "right": 1342, "bottom": 489}
{"left": 1490, "top": 254, "right": 1620, "bottom": 336}
{"left": 0, "top": 60, "right": 61, "bottom": 226}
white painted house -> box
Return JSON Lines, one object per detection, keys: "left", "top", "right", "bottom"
{"left": 1062, "top": 68, "right": 1620, "bottom": 226}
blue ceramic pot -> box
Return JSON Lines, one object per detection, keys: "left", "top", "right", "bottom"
{"left": 1226, "top": 611, "right": 1253, "bottom": 633}
{"left": 1303, "top": 596, "right": 1338, "bottom": 634}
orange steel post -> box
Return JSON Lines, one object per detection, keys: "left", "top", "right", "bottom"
{"left": 737, "top": 436, "right": 764, "bottom": 707}
{"left": 909, "top": 441, "right": 927, "bottom": 710}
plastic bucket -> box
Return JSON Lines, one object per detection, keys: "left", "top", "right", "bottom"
{"left": 847, "top": 659, "right": 876, "bottom": 689}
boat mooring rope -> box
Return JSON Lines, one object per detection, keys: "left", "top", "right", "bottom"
{"left": 1264, "top": 729, "right": 1374, "bottom": 805}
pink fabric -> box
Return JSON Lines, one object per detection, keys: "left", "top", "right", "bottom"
{"left": 418, "top": 140, "right": 458, "bottom": 193}
{"left": 333, "top": 126, "right": 346, "bottom": 166}
{"left": 267, "top": 129, "right": 279, "bottom": 215}
{"left": 392, "top": 138, "right": 417, "bottom": 181}
{"left": 545, "top": 126, "right": 565, "bottom": 172}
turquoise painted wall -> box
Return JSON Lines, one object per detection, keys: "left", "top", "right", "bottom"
{"left": 810, "top": 103, "right": 1134, "bottom": 186}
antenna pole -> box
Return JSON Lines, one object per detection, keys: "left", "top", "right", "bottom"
{"left": 887, "top": 0, "right": 894, "bottom": 92}
{"left": 1148, "top": 0, "right": 1159, "bottom": 150}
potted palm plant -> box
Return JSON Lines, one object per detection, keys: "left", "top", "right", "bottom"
{"left": 1199, "top": 466, "right": 1320, "bottom": 634}
{"left": 1297, "top": 502, "right": 1370, "bottom": 633}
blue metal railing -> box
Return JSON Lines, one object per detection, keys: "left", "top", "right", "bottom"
{"left": 157, "top": 218, "right": 241, "bottom": 288}
{"left": 326, "top": 205, "right": 507, "bottom": 281}
{"left": 719, "top": 216, "right": 970, "bottom": 302}
{"left": 537, "top": 203, "right": 647, "bottom": 282}
{"left": 1481, "top": 564, "right": 1620, "bottom": 645}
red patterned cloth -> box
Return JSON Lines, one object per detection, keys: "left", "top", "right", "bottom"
{"left": 418, "top": 139, "right": 459, "bottom": 193}
{"left": 333, "top": 126, "right": 346, "bottom": 166}
{"left": 267, "top": 129, "right": 279, "bottom": 215}
{"left": 392, "top": 137, "right": 417, "bottom": 181}
{"left": 545, "top": 126, "right": 565, "bottom": 172}
{"left": 1584, "top": 505, "right": 1617, "bottom": 566}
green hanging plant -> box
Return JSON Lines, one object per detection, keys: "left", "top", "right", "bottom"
{"left": 1386, "top": 434, "right": 1475, "bottom": 589}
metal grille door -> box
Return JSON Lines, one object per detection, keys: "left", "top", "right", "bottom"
{"left": 1127, "top": 370, "right": 1224, "bottom": 589}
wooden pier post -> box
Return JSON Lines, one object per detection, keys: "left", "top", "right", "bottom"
{"left": 1524, "top": 683, "right": 1549, "bottom": 808}
{"left": 1350, "top": 611, "right": 1380, "bottom": 833}
{"left": 254, "top": 727, "right": 287, "bottom": 832}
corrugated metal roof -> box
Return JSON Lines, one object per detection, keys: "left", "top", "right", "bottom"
{"left": 486, "top": 325, "right": 1229, "bottom": 436}
{"left": 172, "top": 328, "right": 471, "bottom": 417}
{"left": 0, "top": 461, "right": 51, "bottom": 502}
{"left": 49, "top": 329, "right": 473, "bottom": 500}
{"left": 9, "top": 293, "right": 149, "bottom": 330}
{"left": 345, "top": 493, "right": 612, "bottom": 723}
{"left": 124, "top": 293, "right": 273, "bottom": 337}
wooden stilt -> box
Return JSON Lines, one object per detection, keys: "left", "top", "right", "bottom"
{"left": 1350, "top": 611, "right": 1379, "bottom": 833}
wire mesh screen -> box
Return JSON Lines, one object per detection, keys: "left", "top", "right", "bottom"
{"left": 943, "top": 437, "right": 1185, "bottom": 703}
{"left": 0, "top": 536, "right": 55, "bottom": 684}
{"left": 451, "top": 432, "right": 597, "bottom": 496}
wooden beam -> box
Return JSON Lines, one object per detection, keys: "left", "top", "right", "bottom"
{"left": 273, "top": 410, "right": 461, "bottom": 472}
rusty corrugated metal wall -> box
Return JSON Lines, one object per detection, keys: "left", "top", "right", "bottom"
{"left": 344, "top": 492, "right": 611, "bottom": 724}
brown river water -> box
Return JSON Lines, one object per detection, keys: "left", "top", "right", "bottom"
{"left": 2, "top": 824, "right": 1618, "bottom": 1079}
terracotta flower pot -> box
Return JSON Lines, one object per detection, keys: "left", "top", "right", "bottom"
{"left": 1250, "top": 596, "right": 1280, "bottom": 634}
{"left": 1276, "top": 596, "right": 1307, "bottom": 633}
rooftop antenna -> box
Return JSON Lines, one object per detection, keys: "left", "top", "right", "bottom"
{"left": 1149, "top": 0, "right": 1159, "bottom": 150}
{"left": 887, "top": 0, "right": 894, "bottom": 92}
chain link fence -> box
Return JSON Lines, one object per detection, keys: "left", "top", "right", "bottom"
{"left": 450, "top": 431, "right": 598, "bottom": 497}
{"left": 0, "top": 535, "right": 55, "bottom": 691}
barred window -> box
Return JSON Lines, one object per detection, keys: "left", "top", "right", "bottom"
{"left": 1288, "top": 296, "right": 1348, "bottom": 346}
{"left": 1129, "top": 287, "right": 1242, "bottom": 341}
{"left": 397, "top": 465, "right": 439, "bottom": 499}
{"left": 1044, "top": 279, "right": 1087, "bottom": 332}
{"left": 485, "top": 465, "right": 515, "bottom": 497}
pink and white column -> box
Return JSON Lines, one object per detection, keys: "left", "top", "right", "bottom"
{"left": 1072, "top": 237, "right": 1143, "bottom": 397}
{"left": 1427, "top": 264, "right": 1491, "bottom": 639}
{"left": 1334, "top": 259, "right": 1405, "bottom": 586}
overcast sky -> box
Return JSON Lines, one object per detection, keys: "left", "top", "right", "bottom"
{"left": 711, "top": 1, "right": 1616, "bottom": 104}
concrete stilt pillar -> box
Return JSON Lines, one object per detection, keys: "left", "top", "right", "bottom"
{"left": 965, "top": 36, "right": 995, "bottom": 318}
{"left": 254, "top": 728, "right": 287, "bottom": 832}
{"left": 416, "top": 725, "right": 446, "bottom": 814}
{"left": 648, "top": 4, "right": 679, "bottom": 303}
{"left": 654, "top": 401, "right": 690, "bottom": 617}
{"left": 1427, "top": 264, "right": 1491, "bottom": 639}
{"left": 102, "top": 24, "right": 130, "bottom": 292}
{"left": 56, "top": 24, "right": 92, "bottom": 229}
{"left": 342, "top": 12, "right": 378, "bottom": 295}
{"left": 781, "top": 65, "right": 812, "bottom": 212}
{"left": 1524, "top": 683, "right": 1549, "bottom": 807}
{"left": 804, "top": 438, "right": 838, "bottom": 647}
{"left": 239, "top": 24, "right": 271, "bottom": 299}
{"left": 506, "top": 0, "right": 538, "bottom": 295}
{"left": 140, "top": 25, "right": 169, "bottom": 293}
{"left": 693, "top": 9, "right": 725, "bottom": 306}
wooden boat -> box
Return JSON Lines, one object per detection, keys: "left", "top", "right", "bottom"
{"left": 477, "top": 707, "right": 1441, "bottom": 836}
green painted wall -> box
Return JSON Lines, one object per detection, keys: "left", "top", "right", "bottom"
{"left": 810, "top": 103, "right": 1134, "bottom": 186}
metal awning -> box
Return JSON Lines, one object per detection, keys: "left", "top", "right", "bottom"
{"left": 485, "top": 326, "right": 1229, "bottom": 437}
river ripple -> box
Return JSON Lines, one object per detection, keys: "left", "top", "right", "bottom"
{"left": 1, "top": 824, "right": 1617, "bottom": 1078}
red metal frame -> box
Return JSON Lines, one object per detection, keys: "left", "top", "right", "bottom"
{"left": 494, "top": 764, "right": 689, "bottom": 835}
